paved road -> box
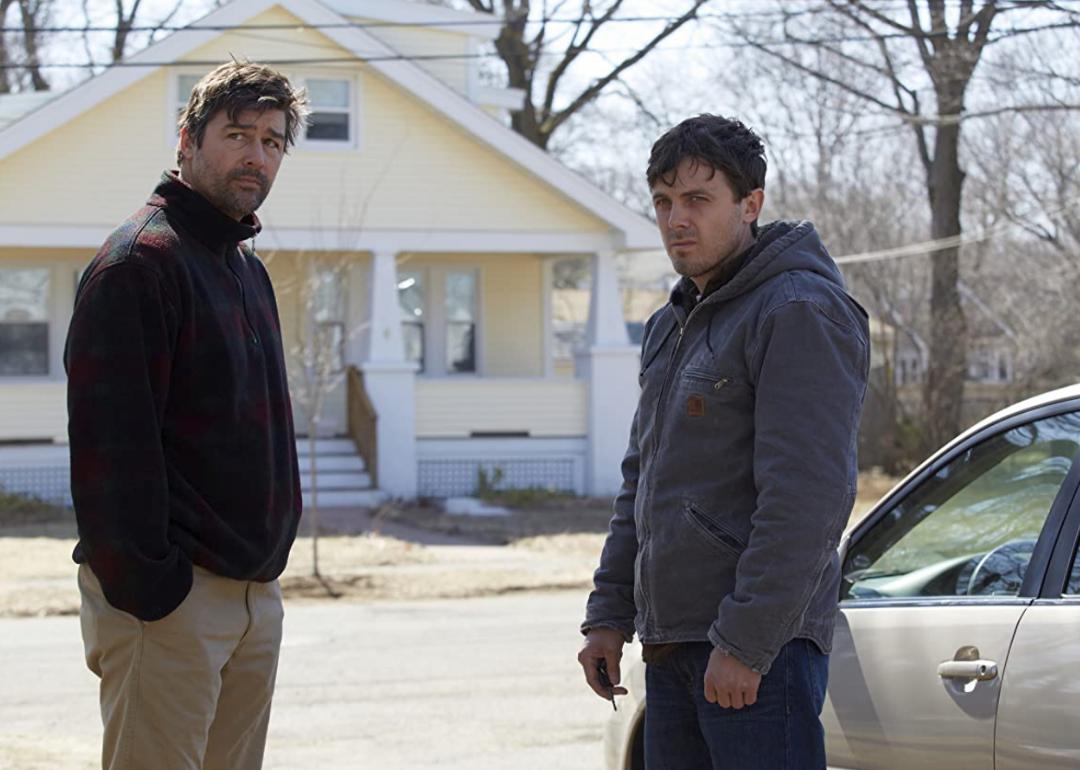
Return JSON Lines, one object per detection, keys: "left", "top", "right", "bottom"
{"left": 0, "top": 591, "right": 614, "bottom": 770}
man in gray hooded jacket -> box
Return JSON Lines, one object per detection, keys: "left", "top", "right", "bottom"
{"left": 578, "top": 115, "right": 869, "bottom": 769}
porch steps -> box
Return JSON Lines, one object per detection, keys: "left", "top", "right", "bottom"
{"left": 295, "top": 438, "right": 387, "bottom": 508}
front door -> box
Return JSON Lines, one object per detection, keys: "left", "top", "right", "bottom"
{"left": 822, "top": 408, "right": 1080, "bottom": 770}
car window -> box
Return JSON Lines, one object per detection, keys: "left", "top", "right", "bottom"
{"left": 1061, "top": 520, "right": 1080, "bottom": 596}
{"left": 843, "top": 411, "right": 1080, "bottom": 602}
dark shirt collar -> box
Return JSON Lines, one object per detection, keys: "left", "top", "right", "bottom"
{"left": 670, "top": 240, "right": 757, "bottom": 316}
{"left": 148, "top": 170, "right": 261, "bottom": 252}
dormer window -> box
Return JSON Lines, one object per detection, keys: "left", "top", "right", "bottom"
{"left": 170, "top": 70, "right": 360, "bottom": 151}
{"left": 305, "top": 78, "right": 352, "bottom": 144}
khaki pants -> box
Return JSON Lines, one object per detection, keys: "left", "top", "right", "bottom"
{"left": 78, "top": 563, "right": 284, "bottom": 770}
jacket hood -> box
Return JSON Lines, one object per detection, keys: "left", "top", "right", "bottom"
{"left": 671, "top": 220, "right": 845, "bottom": 308}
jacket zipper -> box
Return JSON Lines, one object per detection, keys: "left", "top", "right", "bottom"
{"left": 226, "top": 252, "right": 261, "bottom": 347}
{"left": 648, "top": 303, "right": 704, "bottom": 471}
{"left": 639, "top": 303, "right": 705, "bottom": 627}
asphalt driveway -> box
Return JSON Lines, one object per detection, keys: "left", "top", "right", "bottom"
{"left": 0, "top": 591, "right": 610, "bottom": 770}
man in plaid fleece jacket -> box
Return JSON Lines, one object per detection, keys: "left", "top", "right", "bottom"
{"left": 65, "top": 61, "right": 309, "bottom": 770}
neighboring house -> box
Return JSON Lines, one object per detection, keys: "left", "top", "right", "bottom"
{"left": 0, "top": 0, "right": 657, "bottom": 504}
{"left": 858, "top": 283, "right": 1022, "bottom": 470}
{"left": 551, "top": 284, "right": 669, "bottom": 377}
{"left": 890, "top": 282, "right": 1018, "bottom": 390}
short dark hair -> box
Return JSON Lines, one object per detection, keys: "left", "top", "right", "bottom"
{"left": 646, "top": 114, "right": 767, "bottom": 232}
{"left": 176, "top": 60, "right": 310, "bottom": 165}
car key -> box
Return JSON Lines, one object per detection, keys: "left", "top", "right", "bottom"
{"left": 598, "top": 658, "right": 618, "bottom": 711}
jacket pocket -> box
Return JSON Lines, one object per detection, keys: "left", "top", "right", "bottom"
{"left": 682, "top": 501, "right": 747, "bottom": 557}
{"left": 681, "top": 367, "right": 736, "bottom": 391}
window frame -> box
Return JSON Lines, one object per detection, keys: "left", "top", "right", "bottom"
{"left": 0, "top": 264, "right": 57, "bottom": 381}
{"left": 0, "top": 262, "right": 82, "bottom": 384}
{"left": 398, "top": 269, "right": 427, "bottom": 374}
{"left": 167, "top": 69, "right": 363, "bottom": 152}
{"left": 166, "top": 67, "right": 209, "bottom": 149}
{"left": 841, "top": 397, "right": 1080, "bottom": 608}
{"left": 298, "top": 73, "right": 361, "bottom": 150}
{"left": 399, "top": 264, "right": 483, "bottom": 378}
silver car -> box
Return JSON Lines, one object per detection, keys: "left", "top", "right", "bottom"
{"left": 607, "top": 383, "right": 1080, "bottom": 770}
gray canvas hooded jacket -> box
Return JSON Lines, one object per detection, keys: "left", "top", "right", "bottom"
{"left": 582, "top": 220, "right": 869, "bottom": 675}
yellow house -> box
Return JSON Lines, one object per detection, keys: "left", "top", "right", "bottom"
{"left": 0, "top": 0, "right": 657, "bottom": 504}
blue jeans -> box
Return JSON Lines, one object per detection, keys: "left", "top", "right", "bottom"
{"left": 644, "top": 639, "right": 829, "bottom": 770}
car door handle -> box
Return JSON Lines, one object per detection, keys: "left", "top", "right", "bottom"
{"left": 937, "top": 660, "right": 998, "bottom": 681}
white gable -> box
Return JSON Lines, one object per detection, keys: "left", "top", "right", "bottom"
{"left": 0, "top": 0, "right": 656, "bottom": 248}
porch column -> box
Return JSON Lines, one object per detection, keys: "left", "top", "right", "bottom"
{"left": 575, "top": 250, "right": 639, "bottom": 496}
{"left": 358, "top": 250, "right": 418, "bottom": 499}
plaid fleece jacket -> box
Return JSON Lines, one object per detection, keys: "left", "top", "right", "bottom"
{"left": 65, "top": 171, "right": 302, "bottom": 621}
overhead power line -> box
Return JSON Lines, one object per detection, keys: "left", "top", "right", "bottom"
{"left": 834, "top": 194, "right": 1080, "bottom": 265}
{"left": 2, "top": 22, "right": 1074, "bottom": 71}
{"left": 0, "top": 5, "right": 924, "bottom": 34}
{"left": 4, "top": 0, "right": 1063, "bottom": 35}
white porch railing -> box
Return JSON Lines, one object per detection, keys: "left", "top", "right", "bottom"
{"left": 414, "top": 378, "right": 587, "bottom": 438}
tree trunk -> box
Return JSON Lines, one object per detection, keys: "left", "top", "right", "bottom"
{"left": 493, "top": 8, "right": 548, "bottom": 149}
{"left": 17, "top": 0, "right": 49, "bottom": 91}
{"left": 922, "top": 93, "right": 968, "bottom": 453}
{"left": 307, "top": 424, "right": 320, "bottom": 578}
{"left": 0, "top": 0, "right": 12, "bottom": 95}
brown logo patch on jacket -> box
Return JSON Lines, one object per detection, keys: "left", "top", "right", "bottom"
{"left": 687, "top": 393, "right": 706, "bottom": 417}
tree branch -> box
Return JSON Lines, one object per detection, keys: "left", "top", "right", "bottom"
{"left": 542, "top": 0, "right": 707, "bottom": 138}
{"left": 147, "top": 0, "right": 185, "bottom": 45}
{"left": 838, "top": 0, "right": 921, "bottom": 37}
{"left": 542, "top": 0, "right": 628, "bottom": 119}
{"left": 735, "top": 31, "right": 912, "bottom": 120}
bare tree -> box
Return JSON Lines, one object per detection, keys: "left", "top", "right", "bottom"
{"left": 108, "top": 0, "right": 186, "bottom": 64}
{"left": 15, "top": 0, "right": 47, "bottom": 90}
{"left": 964, "top": 94, "right": 1080, "bottom": 393}
{"left": 0, "top": 0, "right": 50, "bottom": 92}
{"left": 283, "top": 252, "right": 351, "bottom": 585}
{"left": 0, "top": 0, "right": 15, "bottom": 94}
{"left": 729, "top": 0, "right": 1080, "bottom": 452}
{"left": 440, "top": 0, "right": 711, "bottom": 149}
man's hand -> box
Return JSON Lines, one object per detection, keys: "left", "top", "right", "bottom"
{"left": 703, "top": 647, "right": 761, "bottom": 709}
{"left": 578, "top": 629, "right": 629, "bottom": 701}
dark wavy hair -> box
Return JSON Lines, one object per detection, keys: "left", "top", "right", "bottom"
{"left": 646, "top": 114, "right": 767, "bottom": 234}
{"left": 176, "top": 60, "right": 310, "bottom": 165}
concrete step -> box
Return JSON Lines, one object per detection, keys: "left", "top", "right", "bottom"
{"left": 295, "top": 438, "right": 357, "bottom": 456}
{"left": 301, "top": 489, "right": 389, "bottom": 508}
{"left": 297, "top": 454, "right": 366, "bottom": 473}
{"left": 299, "top": 472, "right": 372, "bottom": 491}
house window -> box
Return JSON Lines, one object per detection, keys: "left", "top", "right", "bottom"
{"left": 445, "top": 271, "right": 476, "bottom": 374}
{"left": 0, "top": 268, "right": 49, "bottom": 376}
{"left": 398, "top": 268, "right": 480, "bottom": 376}
{"left": 176, "top": 73, "right": 201, "bottom": 118}
{"left": 305, "top": 78, "right": 352, "bottom": 144}
{"left": 172, "top": 72, "right": 357, "bottom": 149}
{"left": 312, "top": 268, "right": 346, "bottom": 374}
{"left": 967, "top": 346, "right": 1011, "bottom": 383}
{"left": 999, "top": 352, "right": 1011, "bottom": 382}
{"left": 398, "top": 271, "right": 425, "bottom": 372}
{"left": 896, "top": 349, "right": 923, "bottom": 386}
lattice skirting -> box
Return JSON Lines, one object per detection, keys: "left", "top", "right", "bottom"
{"left": 0, "top": 465, "right": 72, "bottom": 507}
{"left": 418, "top": 457, "right": 580, "bottom": 498}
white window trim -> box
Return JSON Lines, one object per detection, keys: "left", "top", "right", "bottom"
{"left": 398, "top": 267, "right": 427, "bottom": 373}
{"left": 403, "top": 265, "right": 484, "bottom": 378}
{"left": 166, "top": 66, "right": 210, "bottom": 150}
{"left": 296, "top": 71, "right": 363, "bottom": 152}
{"left": 166, "top": 68, "right": 364, "bottom": 153}
{"left": 0, "top": 262, "right": 78, "bottom": 382}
